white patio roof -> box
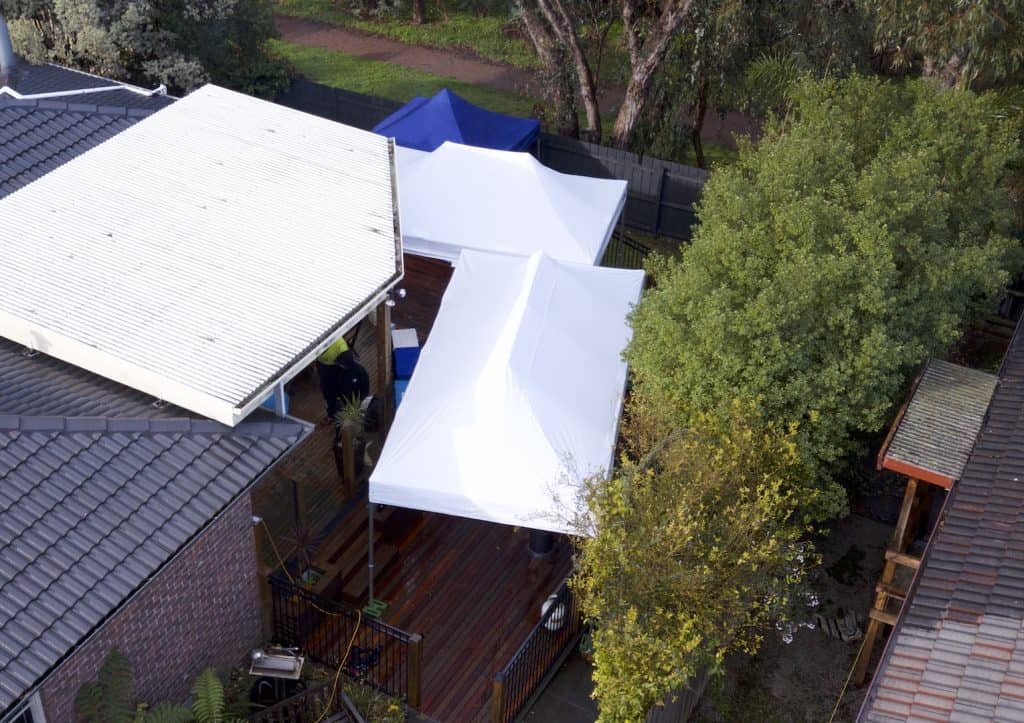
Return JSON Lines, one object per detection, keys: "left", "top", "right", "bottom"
{"left": 0, "top": 84, "right": 402, "bottom": 426}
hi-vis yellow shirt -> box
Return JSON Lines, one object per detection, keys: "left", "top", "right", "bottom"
{"left": 317, "top": 337, "right": 350, "bottom": 364}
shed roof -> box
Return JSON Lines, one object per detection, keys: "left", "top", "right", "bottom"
{"left": 860, "top": 323, "right": 1024, "bottom": 722}
{"left": 0, "top": 339, "right": 308, "bottom": 716}
{"left": 879, "top": 359, "right": 997, "bottom": 487}
{"left": 0, "top": 84, "right": 402, "bottom": 426}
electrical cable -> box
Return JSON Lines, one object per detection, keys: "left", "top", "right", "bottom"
{"left": 260, "top": 519, "right": 366, "bottom": 722}
{"left": 313, "top": 609, "right": 362, "bottom": 723}
{"left": 827, "top": 633, "right": 871, "bottom": 723}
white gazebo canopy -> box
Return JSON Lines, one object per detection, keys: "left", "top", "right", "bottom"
{"left": 394, "top": 142, "right": 627, "bottom": 265}
{"left": 369, "top": 250, "right": 644, "bottom": 534}
{"left": 0, "top": 84, "right": 402, "bottom": 426}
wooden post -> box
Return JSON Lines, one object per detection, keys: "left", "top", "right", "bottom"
{"left": 408, "top": 633, "right": 423, "bottom": 710}
{"left": 253, "top": 522, "right": 275, "bottom": 640}
{"left": 340, "top": 423, "right": 356, "bottom": 499}
{"left": 853, "top": 478, "right": 919, "bottom": 685}
{"left": 375, "top": 300, "right": 393, "bottom": 433}
{"left": 491, "top": 671, "right": 506, "bottom": 723}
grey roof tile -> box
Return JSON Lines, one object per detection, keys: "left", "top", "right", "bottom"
{"left": 0, "top": 342, "right": 307, "bottom": 715}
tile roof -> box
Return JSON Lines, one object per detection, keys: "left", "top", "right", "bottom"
{"left": 0, "top": 339, "right": 309, "bottom": 715}
{"left": 0, "top": 102, "right": 146, "bottom": 199}
{"left": 860, "top": 325, "right": 1024, "bottom": 721}
{"left": 0, "top": 58, "right": 174, "bottom": 200}
{"left": 882, "top": 359, "right": 998, "bottom": 486}
{"left": 3, "top": 60, "right": 175, "bottom": 111}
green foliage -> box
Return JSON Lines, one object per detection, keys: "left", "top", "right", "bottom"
{"left": 573, "top": 407, "right": 815, "bottom": 722}
{"left": 190, "top": 668, "right": 239, "bottom": 723}
{"left": 628, "top": 75, "right": 1022, "bottom": 521}
{"left": 74, "top": 651, "right": 236, "bottom": 723}
{"left": 76, "top": 650, "right": 137, "bottom": 723}
{"left": 865, "top": 0, "right": 1024, "bottom": 87}
{"left": 142, "top": 705, "right": 194, "bottom": 723}
{"left": 0, "top": 0, "right": 289, "bottom": 97}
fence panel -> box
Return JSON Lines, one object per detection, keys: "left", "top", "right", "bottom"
{"left": 491, "top": 579, "right": 583, "bottom": 723}
{"left": 268, "top": 574, "right": 421, "bottom": 707}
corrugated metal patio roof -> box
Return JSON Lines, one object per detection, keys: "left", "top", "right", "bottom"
{"left": 0, "top": 84, "right": 402, "bottom": 426}
{"left": 879, "top": 358, "right": 997, "bottom": 487}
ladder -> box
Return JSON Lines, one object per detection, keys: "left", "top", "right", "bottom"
{"left": 853, "top": 478, "right": 924, "bottom": 685}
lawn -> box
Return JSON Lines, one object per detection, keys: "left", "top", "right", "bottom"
{"left": 277, "top": 0, "right": 540, "bottom": 69}
{"left": 271, "top": 38, "right": 540, "bottom": 118}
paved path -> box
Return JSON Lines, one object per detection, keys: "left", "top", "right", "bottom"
{"left": 276, "top": 15, "right": 756, "bottom": 148}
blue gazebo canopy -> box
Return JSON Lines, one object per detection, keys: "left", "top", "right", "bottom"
{"left": 373, "top": 88, "right": 540, "bottom": 152}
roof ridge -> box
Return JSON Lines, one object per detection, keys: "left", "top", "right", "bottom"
{"left": 0, "top": 413, "right": 310, "bottom": 438}
{"left": 0, "top": 96, "right": 158, "bottom": 118}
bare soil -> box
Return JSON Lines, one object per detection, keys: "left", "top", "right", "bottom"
{"left": 694, "top": 514, "right": 893, "bottom": 723}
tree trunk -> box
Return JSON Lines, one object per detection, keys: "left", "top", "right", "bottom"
{"left": 520, "top": 0, "right": 579, "bottom": 137}
{"left": 534, "top": 0, "right": 601, "bottom": 140}
{"left": 611, "top": 0, "right": 695, "bottom": 149}
{"left": 690, "top": 74, "right": 708, "bottom": 169}
{"left": 610, "top": 55, "right": 661, "bottom": 148}
{"left": 411, "top": 0, "right": 425, "bottom": 24}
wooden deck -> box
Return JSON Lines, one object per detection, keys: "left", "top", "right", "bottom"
{"left": 254, "top": 254, "right": 573, "bottom": 721}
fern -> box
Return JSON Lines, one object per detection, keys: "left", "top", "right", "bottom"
{"left": 190, "top": 668, "right": 226, "bottom": 723}
{"left": 75, "top": 650, "right": 136, "bottom": 723}
{"left": 145, "top": 703, "right": 194, "bottom": 723}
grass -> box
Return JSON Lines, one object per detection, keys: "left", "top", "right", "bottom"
{"left": 272, "top": 38, "right": 540, "bottom": 118}
{"left": 277, "top": 0, "right": 540, "bottom": 69}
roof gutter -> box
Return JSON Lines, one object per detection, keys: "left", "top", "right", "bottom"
{"left": 0, "top": 82, "right": 168, "bottom": 101}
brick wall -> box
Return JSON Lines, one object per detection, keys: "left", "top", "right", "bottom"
{"left": 40, "top": 494, "right": 262, "bottom": 721}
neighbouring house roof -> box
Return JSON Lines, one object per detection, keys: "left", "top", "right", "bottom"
{"left": 1, "top": 59, "right": 175, "bottom": 110}
{"left": 878, "top": 359, "right": 998, "bottom": 488}
{"left": 860, "top": 323, "right": 1024, "bottom": 721}
{"left": 0, "top": 59, "right": 173, "bottom": 200}
{"left": 0, "top": 101, "right": 151, "bottom": 199}
{"left": 0, "top": 83, "right": 402, "bottom": 426}
{"left": 0, "top": 338, "right": 310, "bottom": 716}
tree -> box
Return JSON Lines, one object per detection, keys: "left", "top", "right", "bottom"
{"left": 1, "top": 0, "right": 289, "bottom": 97}
{"left": 634, "top": 0, "right": 872, "bottom": 167}
{"left": 518, "top": 0, "right": 697, "bottom": 146}
{"left": 865, "top": 0, "right": 1024, "bottom": 88}
{"left": 572, "top": 405, "right": 816, "bottom": 721}
{"left": 627, "top": 75, "right": 1021, "bottom": 519}
{"left": 519, "top": 0, "right": 581, "bottom": 138}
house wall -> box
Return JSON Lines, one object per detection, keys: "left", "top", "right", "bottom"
{"left": 39, "top": 494, "right": 261, "bottom": 722}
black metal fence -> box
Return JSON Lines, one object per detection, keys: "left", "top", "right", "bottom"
{"left": 269, "top": 574, "right": 423, "bottom": 708}
{"left": 490, "top": 578, "right": 583, "bottom": 723}
{"left": 602, "top": 231, "right": 653, "bottom": 270}
{"left": 248, "top": 680, "right": 365, "bottom": 723}
{"left": 275, "top": 80, "right": 707, "bottom": 241}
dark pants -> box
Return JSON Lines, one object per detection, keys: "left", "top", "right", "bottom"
{"left": 317, "top": 361, "right": 342, "bottom": 419}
